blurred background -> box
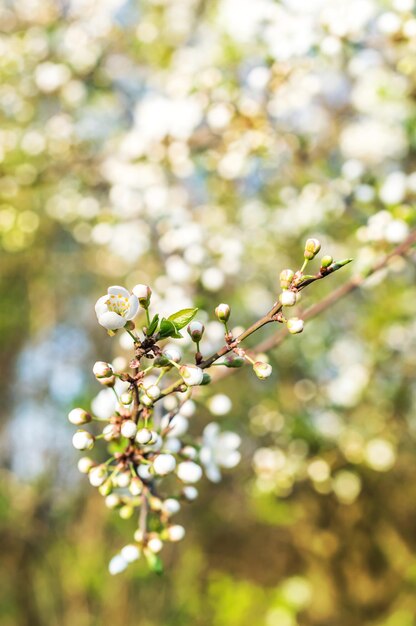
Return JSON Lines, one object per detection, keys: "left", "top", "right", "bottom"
{"left": 1, "top": 0, "right": 416, "bottom": 624}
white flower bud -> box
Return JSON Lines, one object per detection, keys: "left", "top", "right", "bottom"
{"left": 129, "top": 476, "right": 143, "bottom": 496}
{"left": 164, "top": 438, "right": 181, "bottom": 453}
{"left": 93, "top": 361, "right": 113, "bottom": 379}
{"left": 280, "top": 269, "right": 295, "bottom": 290}
{"left": 132, "top": 283, "right": 152, "bottom": 308}
{"left": 103, "top": 424, "right": 117, "bottom": 441}
{"left": 134, "top": 529, "right": 144, "bottom": 543}
{"left": 287, "top": 317, "right": 304, "bottom": 334}
{"left": 279, "top": 290, "right": 297, "bottom": 307}
{"left": 163, "top": 346, "right": 182, "bottom": 364}
{"left": 304, "top": 238, "right": 321, "bottom": 260}
{"left": 179, "top": 364, "right": 204, "bottom": 387}
{"left": 120, "top": 391, "right": 133, "bottom": 405}
{"left": 89, "top": 465, "right": 108, "bottom": 487}
{"left": 136, "top": 428, "right": 153, "bottom": 445}
{"left": 141, "top": 394, "right": 154, "bottom": 407}
{"left": 183, "top": 486, "right": 198, "bottom": 500}
{"left": 177, "top": 461, "right": 203, "bottom": 484}
{"left": 163, "top": 498, "right": 181, "bottom": 516}
{"left": 147, "top": 537, "right": 163, "bottom": 553}
{"left": 215, "top": 303, "right": 231, "bottom": 322}
{"left": 153, "top": 454, "right": 176, "bottom": 476}
{"left": 98, "top": 479, "right": 113, "bottom": 496}
{"left": 72, "top": 430, "right": 94, "bottom": 451}
{"left": 146, "top": 385, "right": 161, "bottom": 400}
{"left": 166, "top": 525, "right": 185, "bottom": 542}
{"left": 182, "top": 445, "right": 197, "bottom": 460}
{"left": 97, "top": 375, "right": 116, "bottom": 388}
{"left": 68, "top": 408, "right": 91, "bottom": 426}
{"left": 187, "top": 321, "right": 205, "bottom": 342}
{"left": 116, "top": 472, "right": 131, "bottom": 488}
{"left": 121, "top": 420, "right": 138, "bottom": 439}
{"left": 253, "top": 361, "right": 273, "bottom": 380}
{"left": 121, "top": 544, "right": 140, "bottom": 563}
{"left": 108, "top": 554, "right": 128, "bottom": 575}
{"left": 137, "top": 464, "right": 152, "bottom": 481}
{"left": 105, "top": 494, "right": 121, "bottom": 509}
{"left": 77, "top": 457, "right": 95, "bottom": 474}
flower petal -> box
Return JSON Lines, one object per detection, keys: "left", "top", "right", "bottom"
{"left": 125, "top": 294, "right": 139, "bottom": 320}
{"left": 98, "top": 311, "right": 126, "bottom": 330}
{"left": 202, "top": 422, "right": 220, "bottom": 446}
{"left": 95, "top": 295, "right": 109, "bottom": 316}
{"left": 108, "top": 285, "right": 130, "bottom": 298}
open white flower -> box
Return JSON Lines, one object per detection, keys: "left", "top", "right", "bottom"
{"left": 200, "top": 422, "right": 241, "bottom": 483}
{"left": 95, "top": 285, "right": 139, "bottom": 330}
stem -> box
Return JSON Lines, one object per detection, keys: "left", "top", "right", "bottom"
{"left": 145, "top": 308, "right": 151, "bottom": 327}
{"left": 139, "top": 492, "right": 148, "bottom": 538}
{"left": 126, "top": 329, "right": 138, "bottom": 343}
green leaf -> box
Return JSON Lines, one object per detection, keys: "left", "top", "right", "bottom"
{"left": 146, "top": 314, "right": 159, "bottom": 336}
{"left": 167, "top": 307, "right": 198, "bottom": 330}
{"left": 159, "top": 319, "right": 183, "bottom": 339}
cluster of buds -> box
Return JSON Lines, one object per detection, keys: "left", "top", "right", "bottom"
{"left": 69, "top": 239, "right": 351, "bottom": 573}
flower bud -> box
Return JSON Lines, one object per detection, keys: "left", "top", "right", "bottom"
{"left": 108, "top": 554, "right": 128, "bottom": 575}
{"left": 187, "top": 321, "right": 205, "bottom": 342}
{"left": 121, "top": 544, "right": 140, "bottom": 563}
{"left": 136, "top": 428, "right": 153, "bottom": 445}
{"left": 166, "top": 525, "right": 185, "bottom": 542}
{"left": 120, "top": 391, "right": 133, "bottom": 405}
{"left": 149, "top": 496, "right": 163, "bottom": 511}
{"left": 147, "top": 536, "right": 163, "bottom": 554}
{"left": 132, "top": 284, "right": 152, "bottom": 308}
{"left": 72, "top": 430, "right": 94, "bottom": 451}
{"left": 280, "top": 269, "right": 295, "bottom": 290}
{"left": 182, "top": 486, "right": 198, "bottom": 500}
{"left": 134, "top": 529, "right": 144, "bottom": 543}
{"left": 141, "top": 394, "right": 153, "bottom": 407}
{"left": 279, "top": 290, "right": 297, "bottom": 307}
{"left": 68, "top": 408, "right": 91, "bottom": 426}
{"left": 163, "top": 347, "right": 182, "bottom": 364}
{"left": 215, "top": 303, "right": 231, "bottom": 322}
{"left": 98, "top": 479, "right": 113, "bottom": 496}
{"left": 116, "top": 472, "right": 131, "bottom": 488}
{"left": 77, "top": 457, "right": 95, "bottom": 474}
{"left": 97, "top": 375, "right": 116, "bottom": 388}
{"left": 182, "top": 445, "right": 197, "bottom": 460}
{"left": 253, "top": 361, "right": 273, "bottom": 380}
{"left": 121, "top": 420, "right": 138, "bottom": 439}
{"left": 287, "top": 317, "right": 304, "bottom": 334}
{"left": 119, "top": 505, "right": 134, "bottom": 519}
{"left": 153, "top": 454, "right": 176, "bottom": 476}
{"left": 93, "top": 361, "right": 113, "bottom": 379}
{"left": 223, "top": 355, "right": 245, "bottom": 368}
{"left": 304, "top": 238, "right": 321, "bottom": 260}
{"left": 321, "top": 255, "right": 333, "bottom": 269}
{"left": 129, "top": 476, "right": 142, "bottom": 496}
{"left": 103, "top": 424, "right": 117, "bottom": 441}
{"left": 105, "top": 494, "right": 121, "bottom": 509}
{"left": 137, "top": 464, "right": 152, "bottom": 481}
{"left": 146, "top": 385, "right": 161, "bottom": 400}
{"left": 89, "top": 465, "right": 108, "bottom": 487}
{"left": 177, "top": 461, "right": 203, "bottom": 484}
{"left": 163, "top": 498, "right": 181, "bottom": 516}
{"left": 179, "top": 364, "right": 204, "bottom": 387}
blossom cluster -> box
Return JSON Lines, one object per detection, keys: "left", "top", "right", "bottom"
{"left": 68, "top": 239, "right": 350, "bottom": 573}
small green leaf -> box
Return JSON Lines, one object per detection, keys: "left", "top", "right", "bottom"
{"left": 146, "top": 314, "right": 159, "bottom": 336}
{"left": 159, "top": 319, "right": 183, "bottom": 339}
{"left": 167, "top": 307, "right": 198, "bottom": 330}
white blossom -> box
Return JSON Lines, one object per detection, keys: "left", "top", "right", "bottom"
{"left": 200, "top": 423, "right": 241, "bottom": 483}
{"left": 95, "top": 285, "right": 139, "bottom": 330}
{"left": 153, "top": 454, "right": 176, "bottom": 476}
{"left": 177, "top": 461, "right": 203, "bottom": 483}
{"left": 109, "top": 554, "right": 128, "bottom": 575}
{"left": 72, "top": 430, "right": 94, "bottom": 451}
{"left": 179, "top": 364, "right": 204, "bottom": 387}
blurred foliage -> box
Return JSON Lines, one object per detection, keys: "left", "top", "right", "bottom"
{"left": 1, "top": 0, "right": 416, "bottom": 624}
